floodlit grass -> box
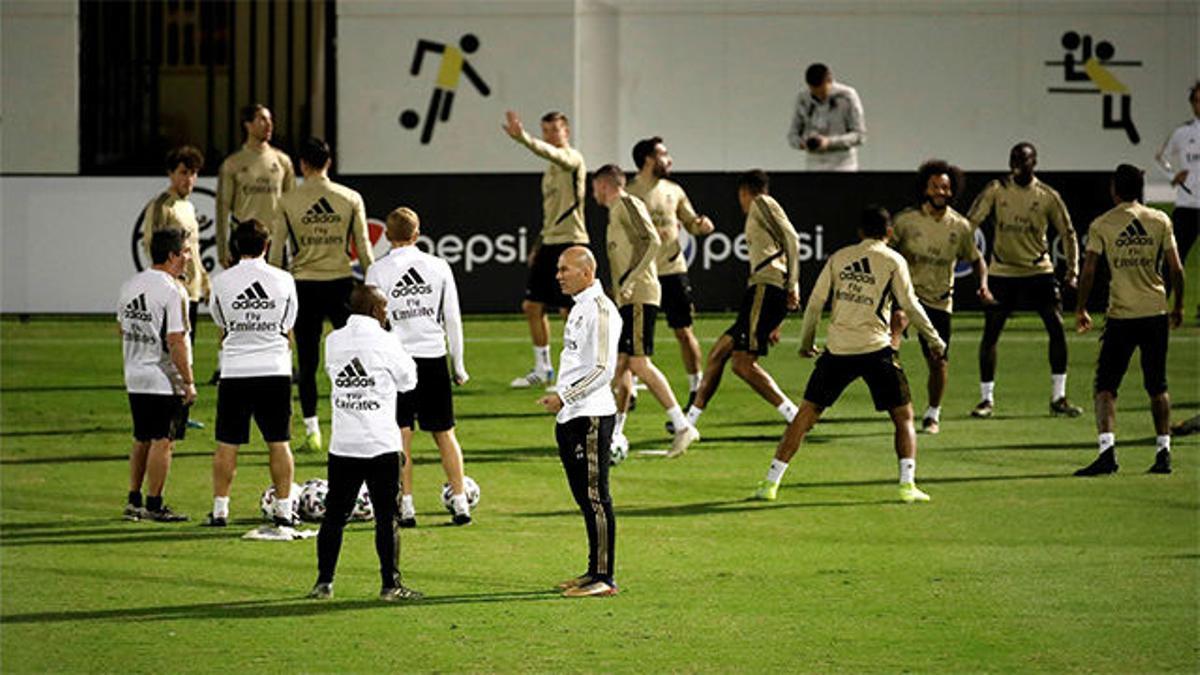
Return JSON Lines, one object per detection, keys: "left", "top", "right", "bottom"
{"left": 1, "top": 313, "right": 1197, "bottom": 672}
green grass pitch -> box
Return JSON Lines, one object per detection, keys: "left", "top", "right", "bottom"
{"left": 1, "top": 312, "right": 1197, "bottom": 672}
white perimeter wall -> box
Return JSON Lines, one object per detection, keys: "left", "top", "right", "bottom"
{"left": 338, "top": 0, "right": 1200, "bottom": 173}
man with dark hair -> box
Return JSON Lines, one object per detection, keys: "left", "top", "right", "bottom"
{"left": 119, "top": 228, "right": 196, "bottom": 522}
{"left": 203, "top": 219, "right": 301, "bottom": 528}
{"left": 890, "top": 159, "right": 991, "bottom": 434}
{"left": 1155, "top": 81, "right": 1200, "bottom": 313}
{"left": 626, "top": 137, "right": 714, "bottom": 418}
{"left": 787, "top": 63, "right": 866, "bottom": 171}
{"left": 275, "top": 137, "right": 374, "bottom": 453}
{"left": 751, "top": 207, "right": 945, "bottom": 503}
{"left": 592, "top": 164, "right": 699, "bottom": 458}
{"left": 1074, "top": 164, "right": 1185, "bottom": 477}
{"left": 309, "top": 284, "right": 420, "bottom": 601}
{"left": 502, "top": 109, "right": 589, "bottom": 388}
{"left": 685, "top": 170, "right": 802, "bottom": 433}
{"left": 967, "top": 142, "right": 1082, "bottom": 418}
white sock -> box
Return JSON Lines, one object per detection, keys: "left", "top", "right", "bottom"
{"left": 614, "top": 412, "right": 627, "bottom": 436}
{"left": 212, "top": 496, "right": 230, "bottom": 519}
{"left": 400, "top": 494, "right": 415, "bottom": 517}
{"left": 1098, "top": 432, "right": 1115, "bottom": 454}
{"left": 1051, "top": 373, "right": 1067, "bottom": 401}
{"left": 925, "top": 406, "right": 941, "bottom": 422}
{"left": 274, "top": 492, "right": 293, "bottom": 520}
{"left": 980, "top": 381, "right": 995, "bottom": 403}
{"left": 765, "top": 458, "right": 789, "bottom": 484}
{"left": 451, "top": 493, "right": 469, "bottom": 516}
{"left": 534, "top": 345, "right": 552, "bottom": 372}
{"left": 686, "top": 405, "right": 703, "bottom": 425}
{"left": 666, "top": 405, "right": 689, "bottom": 432}
{"left": 688, "top": 372, "right": 702, "bottom": 392}
{"left": 304, "top": 416, "right": 320, "bottom": 435}
{"left": 1156, "top": 435, "right": 1170, "bottom": 453}
{"left": 899, "top": 457, "right": 916, "bottom": 484}
{"left": 777, "top": 400, "right": 799, "bottom": 424}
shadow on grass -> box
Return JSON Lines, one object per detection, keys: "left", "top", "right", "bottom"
{"left": 0, "top": 384, "right": 126, "bottom": 393}
{"left": 0, "top": 527, "right": 249, "bottom": 548}
{"left": 937, "top": 437, "right": 1157, "bottom": 452}
{"left": 0, "top": 426, "right": 130, "bottom": 438}
{"left": 0, "top": 589, "right": 560, "bottom": 625}
{"left": 4, "top": 446, "right": 559, "bottom": 468}
{"left": 517, "top": 498, "right": 895, "bottom": 519}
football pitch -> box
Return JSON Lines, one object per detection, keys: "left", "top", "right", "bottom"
{"left": 1, "top": 313, "right": 1197, "bottom": 672}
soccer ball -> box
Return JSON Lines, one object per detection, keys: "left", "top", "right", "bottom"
{"left": 350, "top": 483, "right": 374, "bottom": 521}
{"left": 441, "top": 476, "right": 481, "bottom": 514}
{"left": 260, "top": 482, "right": 302, "bottom": 521}
{"left": 609, "top": 433, "right": 629, "bottom": 466}
{"left": 298, "top": 479, "right": 329, "bottom": 521}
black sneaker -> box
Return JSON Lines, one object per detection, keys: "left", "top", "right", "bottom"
{"left": 1147, "top": 449, "right": 1172, "bottom": 474}
{"left": 970, "top": 399, "right": 994, "bottom": 418}
{"left": 1050, "top": 397, "right": 1084, "bottom": 417}
{"left": 397, "top": 516, "right": 418, "bottom": 529}
{"left": 1075, "top": 448, "right": 1119, "bottom": 476}
{"left": 307, "top": 582, "right": 333, "bottom": 600}
{"left": 145, "top": 505, "right": 189, "bottom": 522}
{"left": 201, "top": 512, "right": 227, "bottom": 527}
{"left": 380, "top": 584, "right": 424, "bottom": 602}
{"left": 451, "top": 512, "right": 472, "bottom": 526}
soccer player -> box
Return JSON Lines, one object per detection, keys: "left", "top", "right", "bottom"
{"left": 626, "top": 137, "right": 714, "bottom": 417}
{"left": 275, "top": 137, "right": 374, "bottom": 452}
{"left": 365, "top": 207, "right": 473, "bottom": 527}
{"left": 202, "top": 220, "right": 300, "bottom": 528}
{"left": 214, "top": 103, "right": 295, "bottom": 384}
{"left": 751, "top": 207, "right": 945, "bottom": 504}
{"left": 502, "top": 110, "right": 589, "bottom": 388}
{"left": 309, "top": 285, "right": 421, "bottom": 602}
{"left": 685, "top": 170, "right": 801, "bottom": 431}
{"left": 118, "top": 228, "right": 196, "bottom": 522}
{"left": 591, "top": 164, "right": 699, "bottom": 458}
{"left": 538, "top": 246, "right": 621, "bottom": 598}
{"left": 1154, "top": 81, "right": 1199, "bottom": 309}
{"left": 890, "top": 159, "right": 992, "bottom": 434}
{"left": 786, "top": 63, "right": 867, "bottom": 171}
{"left": 1074, "top": 164, "right": 1185, "bottom": 476}
{"left": 967, "top": 142, "right": 1082, "bottom": 418}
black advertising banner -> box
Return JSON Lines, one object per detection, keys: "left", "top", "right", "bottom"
{"left": 341, "top": 172, "right": 1119, "bottom": 314}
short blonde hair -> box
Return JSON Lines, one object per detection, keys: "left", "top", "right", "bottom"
{"left": 386, "top": 207, "right": 420, "bottom": 243}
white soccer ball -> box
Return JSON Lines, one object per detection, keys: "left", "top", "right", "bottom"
{"left": 610, "top": 433, "right": 629, "bottom": 466}
{"left": 298, "top": 479, "right": 329, "bottom": 521}
{"left": 260, "top": 482, "right": 302, "bottom": 521}
{"left": 441, "top": 476, "right": 481, "bottom": 514}
{"left": 350, "top": 483, "right": 374, "bottom": 521}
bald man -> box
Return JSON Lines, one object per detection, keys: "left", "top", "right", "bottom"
{"left": 538, "top": 246, "right": 622, "bottom": 597}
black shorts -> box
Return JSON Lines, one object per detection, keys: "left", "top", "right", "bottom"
{"left": 128, "top": 393, "right": 189, "bottom": 442}
{"left": 725, "top": 284, "right": 789, "bottom": 356}
{"left": 215, "top": 376, "right": 293, "bottom": 444}
{"left": 658, "top": 274, "right": 695, "bottom": 329}
{"left": 1094, "top": 315, "right": 1169, "bottom": 397}
{"left": 396, "top": 357, "right": 455, "bottom": 432}
{"left": 525, "top": 243, "right": 578, "bottom": 308}
{"left": 803, "top": 347, "right": 912, "bottom": 412}
{"left": 918, "top": 304, "right": 952, "bottom": 359}
{"left": 619, "top": 304, "right": 657, "bottom": 356}
{"left": 988, "top": 274, "right": 1061, "bottom": 312}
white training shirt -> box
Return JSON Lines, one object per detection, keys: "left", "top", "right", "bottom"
{"left": 1157, "top": 117, "right": 1200, "bottom": 208}
{"left": 365, "top": 246, "right": 466, "bottom": 379}
{"left": 118, "top": 268, "right": 191, "bottom": 395}
{"left": 325, "top": 315, "right": 418, "bottom": 458}
{"left": 555, "top": 280, "right": 621, "bottom": 423}
{"left": 210, "top": 257, "right": 299, "bottom": 378}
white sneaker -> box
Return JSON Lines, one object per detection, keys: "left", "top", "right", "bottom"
{"left": 510, "top": 368, "right": 554, "bottom": 389}
{"left": 667, "top": 424, "right": 700, "bottom": 458}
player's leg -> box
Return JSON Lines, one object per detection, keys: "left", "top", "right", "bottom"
{"left": 125, "top": 440, "right": 151, "bottom": 519}
{"left": 888, "top": 403, "right": 928, "bottom": 503}
{"left": 206, "top": 377, "right": 250, "bottom": 524}
{"left": 730, "top": 284, "right": 798, "bottom": 423}
{"left": 1140, "top": 316, "right": 1173, "bottom": 473}
{"left": 514, "top": 245, "right": 567, "bottom": 387}
{"left": 142, "top": 395, "right": 188, "bottom": 521}
{"left": 293, "top": 281, "right": 323, "bottom": 451}
{"left": 858, "top": 347, "right": 926, "bottom": 502}
{"left": 312, "top": 453, "right": 362, "bottom": 597}
{"left": 399, "top": 427, "right": 416, "bottom": 526}
{"left": 611, "top": 355, "right": 633, "bottom": 455}
{"left": 674, "top": 326, "right": 702, "bottom": 401}
{"left": 554, "top": 416, "right": 595, "bottom": 588}
{"left": 557, "top": 416, "right": 618, "bottom": 597}
{"left": 365, "top": 451, "right": 419, "bottom": 600}
{"left": 415, "top": 357, "right": 469, "bottom": 524}
{"left": 1076, "top": 319, "right": 1135, "bottom": 476}
{"left": 259, "top": 376, "right": 296, "bottom": 524}
{"left": 687, "top": 334, "right": 734, "bottom": 425}
{"left": 975, "top": 300, "right": 1011, "bottom": 417}
{"left": 265, "top": 441, "right": 297, "bottom": 526}
{"left": 731, "top": 351, "right": 793, "bottom": 413}
{"left": 1035, "top": 278, "right": 1080, "bottom": 416}
{"left": 628, "top": 354, "right": 698, "bottom": 458}
{"left": 917, "top": 307, "right": 951, "bottom": 433}
{"left": 661, "top": 274, "right": 703, "bottom": 406}
{"left": 433, "top": 429, "right": 471, "bottom": 524}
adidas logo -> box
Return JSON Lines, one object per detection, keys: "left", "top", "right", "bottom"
{"left": 838, "top": 257, "right": 876, "bottom": 283}
{"left": 122, "top": 293, "right": 153, "bottom": 321}
{"left": 334, "top": 357, "right": 376, "bottom": 388}
{"left": 390, "top": 267, "right": 433, "bottom": 297}
{"left": 301, "top": 197, "right": 340, "bottom": 224}
{"left": 1115, "top": 218, "right": 1153, "bottom": 247}
{"left": 231, "top": 281, "right": 277, "bottom": 310}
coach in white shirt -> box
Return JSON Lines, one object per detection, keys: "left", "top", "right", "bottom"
{"left": 204, "top": 219, "right": 300, "bottom": 528}
{"left": 309, "top": 284, "right": 421, "bottom": 602}
{"left": 537, "top": 246, "right": 622, "bottom": 598}
{"left": 118, "top": 228, "right": 196, "bottom": 522}
{"left": 1155, "top": 81, "right": 1200, "bottom": 282}
{"left": 365, "top": 207, "right": 474, "bottom": 527}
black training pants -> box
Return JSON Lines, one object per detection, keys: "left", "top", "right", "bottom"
{"left": 555, "top": 415, "right": 616, "bottom": 584}
{"left": 316, "top": 451, "right": 402, "bottom": 589}
{"left": 295, "top": 278, "right": 354, "bottom": 417}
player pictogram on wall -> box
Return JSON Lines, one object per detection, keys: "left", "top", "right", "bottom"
{"left": 1045, "top": 31, "right": 1142, "bottom": 144}
{"left": 399, "top": 33, "right": 491, "bottom": 144}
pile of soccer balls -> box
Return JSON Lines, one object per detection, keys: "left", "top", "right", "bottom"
{"left": 263, "top": 476, "right": 483, "bottom": 522}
